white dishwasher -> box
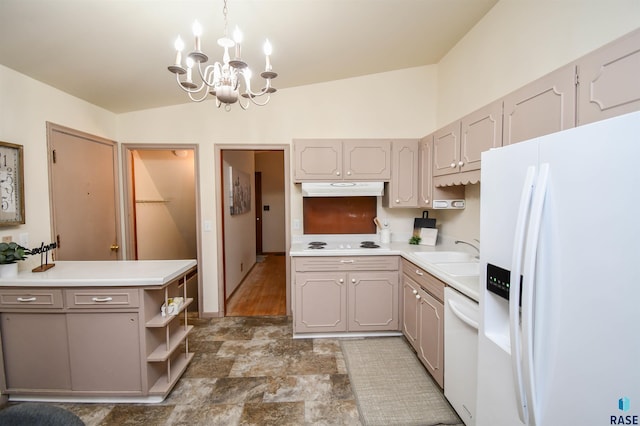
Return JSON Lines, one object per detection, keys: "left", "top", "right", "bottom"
{"left": 444, "top": 287, "right": 479, "bottom": 426}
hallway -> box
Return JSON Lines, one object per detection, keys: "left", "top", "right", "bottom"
{"left": 226, "top": 254, "right": 286, "bottom": 316}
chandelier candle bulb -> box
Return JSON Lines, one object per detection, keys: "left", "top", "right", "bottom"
{"left": 233, "top": 26, "right": 242, "bottom": 59}
{"left": 192, "top": 20, "right": 202, "bottom": 52}
{"left": 264, "top": 39, "right": 272, "bottom": 71}
{"left": 174, "top": 36, "right": 184, "bottom": 66}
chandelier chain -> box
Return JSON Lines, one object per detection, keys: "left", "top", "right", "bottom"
{"left": 222, "top": 0, "right": 229, "bottom": 38}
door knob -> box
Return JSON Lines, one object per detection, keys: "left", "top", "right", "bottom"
{"left": 110, "top": 244, "right": 120, "bottom": 252}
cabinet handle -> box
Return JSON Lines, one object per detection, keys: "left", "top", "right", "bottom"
{"left": 450, "top": 162, "right": 456, "bottom": 168}
{"left": 415, "top": 294, "right": 421, "bottom": 300}
{"left": 412, "top": 289, "right": 418, "bottom": 295}
{"left": 415, "top": 269, "right": 424, "bottom": 276}
{"left": 339, "top": 278, "right": 344, "bottom": 283}
{"left": 336, "top": 171, "right": 341, "bottom": 176}
{"left": 17, "top": 297, "right": 37, "bottom": 302}
{"left": 458, "top": 161, "right": 464, "bottom": 167}
{"left": 92, "top": 296, "right": 113, "bottom": 302}
{"left": 347, "top": 171, "right": 352, "bottom": 176}
{"left": 340, "top": 260, "right": 355, "bottom": 263}
{"left": 351, "top": 278, "right": 356, "bottom": 283}
{"left": 395, "top": 199, "right": 400, "bottom": 203}
{"left": 424, "top": 199, "right": 429, "bottom": 204}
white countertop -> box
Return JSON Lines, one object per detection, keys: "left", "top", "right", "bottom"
{"left": 0, "top": 260, "right": 197, "bottom": 287}
{"left": 290, "top": 241, "right": 479, "bottom": 302}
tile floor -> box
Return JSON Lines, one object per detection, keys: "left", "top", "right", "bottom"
{"left": 29, "top": 316, "right": 363, "bottom": 426}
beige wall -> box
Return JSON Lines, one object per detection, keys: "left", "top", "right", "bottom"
{"left": 116, "top": 66, "right": 438, "bottom": 314}
{"left": 2, "top": 1, "right": 639, "bottom": 316}
{"left": 222, "top": 150, "right": 257, "bottom": 298}
{"left": 0, "top": 65, "right": 117, "bottom": 271}
{"left": 437, "top": 0, "right": 640, "bottom": 126}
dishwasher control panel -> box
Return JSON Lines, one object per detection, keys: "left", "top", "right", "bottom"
{"left": 486, "top": 263, "right": 522, "bottom": 306}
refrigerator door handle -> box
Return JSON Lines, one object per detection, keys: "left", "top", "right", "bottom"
{"left": 510, "top": 165, "right": 537, "bottom": 425}
{"left": 521, "top": 163, "right": 550, "bottom": 426}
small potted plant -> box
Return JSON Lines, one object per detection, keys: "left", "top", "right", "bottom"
{"left": 0, "top": 242, "right": 30, "bottom": 277}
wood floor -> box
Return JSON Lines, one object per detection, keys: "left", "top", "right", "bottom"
{"left": 226, "top": 253, "right": 287, "bottom": 316}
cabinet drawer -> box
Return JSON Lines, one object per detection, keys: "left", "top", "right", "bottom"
{"left": 0, "top": 289, "right": 64, "bottom": 309}
{"left": 295, "top": 256, "right": 399, "bottom": 272}
{"left": 402, "top": 259, "right": 445, "bottom": 302}
{"left": 65, "top": 288, "right": 140, "bottom": 309}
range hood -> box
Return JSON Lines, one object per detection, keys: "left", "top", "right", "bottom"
{"left": 301, "top": 182, "right": 384, "bottom": 197}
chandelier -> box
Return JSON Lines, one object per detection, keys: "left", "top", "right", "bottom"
{"left": 167, "top": 0, "right": 277, "bottom": 110}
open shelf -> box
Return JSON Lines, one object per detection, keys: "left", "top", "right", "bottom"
{"left": 148, "top": 352, "right": 194, "bottom": 396}
{"left": 145, "top": 298, "right": 193, "bottom": 328}
{"left": 147, "top": 325, "right": 193, "bottom": 362}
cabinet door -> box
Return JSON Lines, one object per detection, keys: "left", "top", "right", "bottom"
{"left": 294, "top": 272, "right": 347, "bottom": 333}
{"left": 348, "top": 271, "right": 399, "bottom": 331}
{"left": 1, "top": 313, "right": 71, "bottom": 391}
{"left": 503, "top": 64, "right": 576, "bottom": 146}
{"left": 386, "top": 139, "right": 418, "bottom": 208}
{"left": 577, "top": 28, "right": 640, "bottom": 125}
{"left": 418, "top": 136, "right": 433, "bottom": 208}
{"left": 417, "top": 288, "right": 444, "bottom": 388}
{"left": 460, "top": 100, "right": 503, "bottom": 172}
{"left": 432, "top": 121, "right": 461, "bottom": 176}
{"left": 293, "top": 139, "right": 342, "bottom": 181}
{"left": 343, "top": 140, "right": 391, "bottom": 180}
{"left": 67, "top": 313, "right": 142, "bottom": 392}
{"left": 402, "top": 275, "right": 420, "bottom": 349}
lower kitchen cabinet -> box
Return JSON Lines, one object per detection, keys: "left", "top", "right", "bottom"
{"left": 0, "top": 265, "right": 196, "bottom": 402}
{"left": 295, "top": 272, "right": 348, "bottom": 332}
{"left": 67, "top": 312, "right": 142, "bottom": 392}
{"left": 293, "top": 256, "right": 399, "bottom": 334}
{"left": 348, "top": 271, "right": 398, "bottom": 331}
{"left": 1, "top": 312, "right": 71, "bottom": 390}
{"left": 401, "top": 259, "right": 445, "bottom": 388}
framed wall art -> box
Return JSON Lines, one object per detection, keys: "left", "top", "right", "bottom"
{"left": 0, "top": 141, "right": 25, "bottom": 226}
{"left": 229, "top": 166, "right": 251, "bottom": 215}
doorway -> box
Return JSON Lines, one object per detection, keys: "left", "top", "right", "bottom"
{"left": 122, "top": 144, "right": 201, "bottom": 313}
{"left": 215, "top": 146, "right": 290, "bottom": 317}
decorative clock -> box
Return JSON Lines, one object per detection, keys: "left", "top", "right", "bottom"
{"left": 0, "top": 142, "right": 25, "bottom": 226}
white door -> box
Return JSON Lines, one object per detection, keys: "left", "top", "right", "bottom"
{"left": 47, "top": 123, "right": 120, "bottom": 260}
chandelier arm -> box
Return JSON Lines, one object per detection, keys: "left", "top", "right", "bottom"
{"left": 196, "top": 62, "right": 220, "bottom": 89}
{"left": 174, "top": 74, "right": 210, "bottom": 102}
{"left": 238, "top": 97, "right": 250, "bottom": 110}
{"left": 246, "top": 93, "right": 271, "bottom": 107}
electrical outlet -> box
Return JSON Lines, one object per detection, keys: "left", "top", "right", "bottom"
{"left": 1, "top": 236, "right": 11, "bottom": 243}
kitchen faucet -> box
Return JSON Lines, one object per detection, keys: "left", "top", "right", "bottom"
{"left": 455, "top": 239, "right": 480, "bottom": 258}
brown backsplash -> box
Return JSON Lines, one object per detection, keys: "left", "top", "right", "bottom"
{"left": 303, "top": 197, "right": 377, "bottom": 234}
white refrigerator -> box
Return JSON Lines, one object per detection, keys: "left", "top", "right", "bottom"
{"left": 476, "top": 111, "right": 640, "bottom": 426}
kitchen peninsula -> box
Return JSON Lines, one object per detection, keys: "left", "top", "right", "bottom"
{"left": 0, "top": 260, "right": 196, "bottom": 403}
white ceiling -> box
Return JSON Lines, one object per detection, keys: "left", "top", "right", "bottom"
{"left": 0, "top": 0, "right": 498, "bottom": 113}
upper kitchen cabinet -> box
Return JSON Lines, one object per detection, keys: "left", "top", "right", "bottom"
{"left": 433, "top": 100, "right": 502, "bottom": 186}
{"left": 384, "top": 139, "right": 419, "bottom": 208}
{"left": 576, "top": 28, "right": 640, "bottom": 126}
{"left": 418, "top": 135, "right": 464, "bottom": 208}
{"left": 293, "top": 139, "right": 391, "bottom": 182}
{"left": 503, "top": 64, "right": 576, "bottom": 146}
{"left": 418, "top": 136, "right": 433, "bottom": 208}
